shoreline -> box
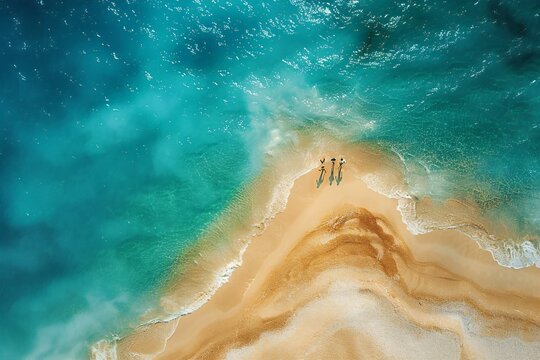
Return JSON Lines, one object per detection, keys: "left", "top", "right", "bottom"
{"left": 91, "top": 137, "right": 540, "bottom": 359}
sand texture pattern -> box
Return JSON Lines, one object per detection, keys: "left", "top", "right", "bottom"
{"left": 115, "top": 158, "right": 540, "bottom": 360}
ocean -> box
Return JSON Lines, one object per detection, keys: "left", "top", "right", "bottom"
{"left": 1, "top": 0, "right": 539, "bottom": 358}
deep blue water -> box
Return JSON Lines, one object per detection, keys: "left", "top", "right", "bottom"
{"left": 1, "top": 0, "right": 539, "bottom": 358}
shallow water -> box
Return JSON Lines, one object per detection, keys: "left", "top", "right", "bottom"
{"left": 1, "top": 0, "right": 539, "bottom": 358}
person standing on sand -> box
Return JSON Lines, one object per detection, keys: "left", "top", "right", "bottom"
{"left": 337, "top": 157, "right": 346, "bottom": 185}
{"left": 316, "top": 165, "right": 327, "bottom": 188}
{"left": 328, "top": 158, "right": 336, "bottom": 185}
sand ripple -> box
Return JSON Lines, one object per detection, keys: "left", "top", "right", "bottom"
{"left": 111, "top": 146, "right": 540, "bottom": 360}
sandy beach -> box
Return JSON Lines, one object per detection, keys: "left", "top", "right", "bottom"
{"left": 108, "top": 143, "right": 540, "bottom": 360}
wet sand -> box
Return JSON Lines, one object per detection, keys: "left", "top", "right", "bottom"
{"left": 113, "top": 155, "right": 540, "bottom": 360}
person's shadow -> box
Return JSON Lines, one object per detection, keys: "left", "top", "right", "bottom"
{"left": 316, "top": 168, "right": 326, "bottom": 188}
{"left": 328, "top": 161, "right": 336, "bottom": 185}
{"left": 336, "top": 165, "right": 343, "bottom": 185}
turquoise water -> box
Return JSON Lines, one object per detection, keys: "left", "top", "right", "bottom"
{"left": 1, "top": 0, "right": 539, "bottom": 358}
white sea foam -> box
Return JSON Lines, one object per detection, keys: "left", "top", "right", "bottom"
{"left": 362, "top": 171, "right": 540, "bottom": 269}
{"left": 92, "top": 145, "right": 539, "bottom": 359}
{"left": 90, "top": 339, "right": 118, "bottom": 360}
{"left": 90, "top": 155, "right": 316, "bottom": 360}
{"left": 160, "top": 240, "right": 250, "bottom": 321}
{"left": 89, "top": 242, "right": 249, "bottom": 360}
{"left": 467, "top": 232, "right": 540, "bottom": 269}
{"left": 264, "top": 163, "right": 316, "bottom": 222}
{"left": 158, "top": 159, "right": 315, "bottom": 320}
